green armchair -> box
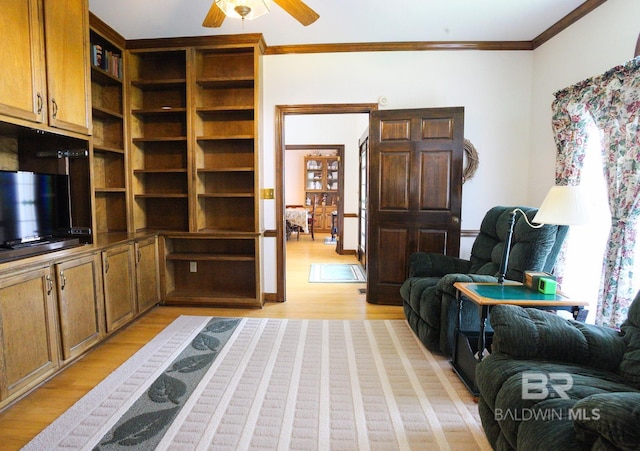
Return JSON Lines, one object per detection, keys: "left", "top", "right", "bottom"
{"left": 476, "top": 291, "right": 640, "bottom": 450}
{"left": 400, "top": 206, "right": 567, "bottom": 355}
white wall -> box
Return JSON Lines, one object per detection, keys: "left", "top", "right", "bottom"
{"left": 528, "top": 0, "right": 640, "bottom": 204}
{"left": 260, "top": 50, "right": 534, "bottom": 292}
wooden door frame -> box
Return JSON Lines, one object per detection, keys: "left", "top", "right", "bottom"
{"left": 275, "top": 103, "right": 378, "bottom": 302}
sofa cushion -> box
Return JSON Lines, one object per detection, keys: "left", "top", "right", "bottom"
{"left": 573, "top": 392, "right": 640, "bottom": 450}
{"left": 490, "top": 305, "right": 625, "bottom": 372}
{"left": 618, "top": 291, "right": 640, "bottom": 388}
{"left": 468, "top": 206, "right": 566, "bottom": 282}
{"left": 477, "top": 354, "right": 634, "bottom": 449}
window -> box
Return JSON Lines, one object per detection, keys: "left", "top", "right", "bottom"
{"left": 559, "top": 121, "right": 610, "bottom": 323}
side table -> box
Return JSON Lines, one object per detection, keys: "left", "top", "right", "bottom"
{"left": 451, "top": 282, "right": 589, "bottom": 396}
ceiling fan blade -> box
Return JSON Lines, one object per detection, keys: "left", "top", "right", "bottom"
{"left": 202, "top": 2, "right": 226, "bottom": 28}
{"left": 273, "top": 0, "right": 319, "bottom": 26}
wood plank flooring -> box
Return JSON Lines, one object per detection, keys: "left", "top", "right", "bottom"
{"left": 0, "top": 233, "right": 404, "bottom": 449}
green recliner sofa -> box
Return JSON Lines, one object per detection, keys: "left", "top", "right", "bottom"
{"left": 400, "top": 206, "right": 567, "bottom": 355}
{"left": 476, "top": 292, "right": 640, "bottom": 450}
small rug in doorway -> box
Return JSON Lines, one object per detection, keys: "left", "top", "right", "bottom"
{"left": 24, "top": 316, "right": 490, "bottom": 450}
{"left": 309, "top": 263, "right": 366, "bottom": 283}
{"left": 324, "top": 237, "right": 337, "bottom": 245}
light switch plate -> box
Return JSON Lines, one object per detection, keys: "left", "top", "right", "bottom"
{"left": 262, "top": 188, "right": 275, "bottom": 199}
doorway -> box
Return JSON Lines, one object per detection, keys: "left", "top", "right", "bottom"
{"left": 275, "top": 104, "right": 378, "bottom": 302}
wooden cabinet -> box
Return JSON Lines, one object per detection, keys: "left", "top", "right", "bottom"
{"left": 43, "top": 0, "right": 91, "bottom": 135}
{"left": 102, "top": 243, "right": 136, "bottom": 332}
{"left": 0, "top": 0, "right": 90, "bottom": 134}
{"left": 161, "top": 234, "right": 261, "bottom": 307}
{"left": 89, "top": 14, "right": 128, "bottom": 235}
{"left": 128, "top": 49, "right": 189, "bottom": 233}
{"left": 0, "top": 0, "right": 46, "bottom": 124}
{"left": 304, "top": 155, "right": 339, "bottom": 233}
{"left": 0, "top": 264, "right": 59, "bottom": 407}
{"left": 55, "top": 253, "right": 104, "bottom": 362}
{"left": 135, "top": 236, "right": 160, "bottom": 313}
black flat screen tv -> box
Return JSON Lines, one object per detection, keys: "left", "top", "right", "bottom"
{"left": 0, "top": 170, "right": 72, "bottom": 248}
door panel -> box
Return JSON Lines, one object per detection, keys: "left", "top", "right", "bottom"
{"left": 368, "top": 107, "right": 463, "bottom": 305}
{"left": 420, "top": 151, "right": 451, "bottom": 210}
{"left": 376, "top": 228, "right": 408, "bottom": 284}
{"left": 379, "top": 152, "right": 410, "bottom": 210}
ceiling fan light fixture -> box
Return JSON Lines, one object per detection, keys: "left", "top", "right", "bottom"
{"left": 216, "top": 0, "right": 271, "bottom": 21}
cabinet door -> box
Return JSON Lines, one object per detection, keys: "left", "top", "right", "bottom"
{"left": 135, "top": 237, "right": 160, "bottom": 313}
{"left": 0, "top": 0, "right": 46, "bottom": 124}
{"left": 43, "top": 0, "right": 90, "bottom": 134}
{"left": 56, "top": 253, "right": 104, "bottom": 362}
{"left": 103, "top": 244, "right": 136, "bottom": 333}
{"left": 0, "top": 266, "right": 59, "bottom": 405}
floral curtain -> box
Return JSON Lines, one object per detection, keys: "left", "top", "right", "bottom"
{"left": 552, "top": 56, "right": 640, "bottom": 328}
{"left": 589, "top": 57, "right": 640, "bottom": 327}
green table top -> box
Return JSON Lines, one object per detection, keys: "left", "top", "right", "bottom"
{"left": 471, "top": 283, "right": 568, "bottom": 301}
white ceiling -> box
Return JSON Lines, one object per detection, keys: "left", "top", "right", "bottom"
{"left": 88, "top": 0, "right": 589, "bottom": 46}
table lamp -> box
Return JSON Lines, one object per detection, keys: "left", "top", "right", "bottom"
{"left": 497, "top": 185, "right": 591, "bottom": 284}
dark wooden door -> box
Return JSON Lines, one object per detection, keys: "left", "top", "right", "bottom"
{"left": 367, "top": 107, "right": 464, "bottom": 305}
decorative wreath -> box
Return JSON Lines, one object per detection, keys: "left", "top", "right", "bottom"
{"left": 463, "top": 139, "right": 479, "bottom": 183}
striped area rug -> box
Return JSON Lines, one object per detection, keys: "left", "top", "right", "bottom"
{"left": 24, "top": 316, "right": 491, "bottom": 450}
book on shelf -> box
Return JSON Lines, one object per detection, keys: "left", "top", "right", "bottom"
{"left": 90, "top": 43, "right": 122, "bottom": 80}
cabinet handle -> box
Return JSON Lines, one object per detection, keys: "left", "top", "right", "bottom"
{"left": 46, "top": 275, "right": 53, "bottom": 295}
{"left": 36, "top": 93, "right": 43, "bottom": 114}
{"left": 60, "top": 270, "right": 66, "bottom": 291}
{"left": 51, "top": 98, "right": 58, "bottom": 119}
{"left": 137, "top": 249, "right": 142, "bottom": 263}
{"left": 105, "top": 258, "right": 110, "bottom": 274}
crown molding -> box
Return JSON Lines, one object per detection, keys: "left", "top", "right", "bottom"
{"left": 265, "top": 0, "right": 608, "bottom": 55}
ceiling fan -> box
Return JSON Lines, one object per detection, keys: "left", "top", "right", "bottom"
{"left": 203, "top": 0, "right": 319, "bottom": 27}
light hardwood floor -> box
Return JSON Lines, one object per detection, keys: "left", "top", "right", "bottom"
{"left": 0, "top": 233, "right": 404, "bottom": 449}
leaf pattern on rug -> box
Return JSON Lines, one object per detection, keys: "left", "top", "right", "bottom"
{"left": 97, "top": 406, "right": 181, "bottom": 448}
{"left": 148, "top": 373, "right": 187, "bottom": 404}
{"left": 168, "top": 353, "right": 215, "bottom": 373}
{"left": 192, "top": 333, "right": 220, "bottom": 351}
{"left": 205, "top": 319, "right": 239, "bottom": 333}
{"left": 92, "top": 317, "right": 241, "bottom": 450}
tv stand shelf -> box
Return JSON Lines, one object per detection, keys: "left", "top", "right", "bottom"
{"left": 0, "top": 238, "right": 81, "bottom": 263}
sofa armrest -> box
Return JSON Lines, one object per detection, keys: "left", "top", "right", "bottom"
{"left": 573, "top": 392, "right": 640, "bottom": 449}
{"left": 435, "top": 273, "right": 500, "bottom": 298}
{"left": 490, "top": 304, "right": 625, "bottom": 372}
{"left": 407, "top": 252, "right": 472, "bottom": 278}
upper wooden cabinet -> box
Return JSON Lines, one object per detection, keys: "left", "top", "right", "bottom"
{"left": 0, "top": 0, "right": 90, "bottom": 135}
{"left": 0, "top": 0, "right": 46, "bottom": 124}
{"left": 43, "top": 0, "right": 91, "bottom": 135}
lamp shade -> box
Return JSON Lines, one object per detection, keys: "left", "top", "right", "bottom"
{"left": 532, "top": 185, "right": 591, "bottom": 226}
{"left": 216, "top": 0, "right": 271, "bottom": 20}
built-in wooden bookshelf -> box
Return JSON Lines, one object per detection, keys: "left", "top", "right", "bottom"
{"left": 127, "top": 49, "right": 189, "bottom": 233}
{"left": 161, "top": 233, "right": 260, "bottom": 307}
{"left": 126, "top": 36, "right": 264, "bottom": 307}
{"left": 89, "top": 14, "right": 128, "bottom": 235}
{"left": 194, "top": 47, "right": 257, "bottom": 233}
